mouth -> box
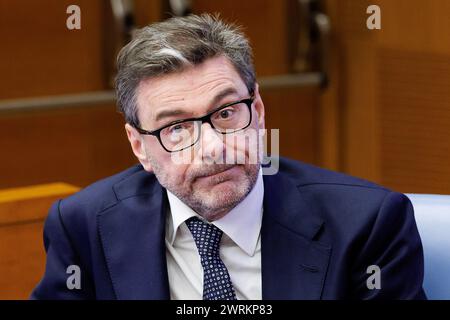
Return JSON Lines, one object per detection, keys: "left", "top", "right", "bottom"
{"left": 195, "top": 165, "right": 238, "bottom": 182}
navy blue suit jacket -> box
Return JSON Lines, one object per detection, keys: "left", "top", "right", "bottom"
{"left": 31, "top": 158, "right": 426, "bottom": 299}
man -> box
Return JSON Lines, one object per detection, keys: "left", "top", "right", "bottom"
{"left": 31, "top": 14, "right": 425, "bottom": 300}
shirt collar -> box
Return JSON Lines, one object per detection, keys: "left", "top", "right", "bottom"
{"left": 166, "top": 167, "right": 264, "bottom": 256}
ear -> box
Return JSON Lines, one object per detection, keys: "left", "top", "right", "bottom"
{"left": 125, "top": 123, "right": 153, "bottom": 172}
{"left": 253, "top": 83, "right": 265, "bottom": 130}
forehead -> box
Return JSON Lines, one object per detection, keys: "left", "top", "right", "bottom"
{"left": 136, "top": 55, "right": 248, "bottom": 120}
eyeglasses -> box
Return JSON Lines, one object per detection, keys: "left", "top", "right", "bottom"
{"left": 134, "top": 96, "right": 254, "bottom": 152}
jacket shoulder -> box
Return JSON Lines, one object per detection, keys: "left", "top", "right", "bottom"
{"left": 278, "top": 157, "right": 389, "bottom": 191}
{"left": 277, "top": 158, "right": 395, "bottom": 225}
{"left": 54, "top": 164, "right": 161, "bottom": 236}
{"left": 61, "top": 164, "right": 146, "bottom": 212}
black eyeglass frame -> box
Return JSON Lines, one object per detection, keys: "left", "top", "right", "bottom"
{"left": 134, "top": 95, "right": 255, "bottom": 153}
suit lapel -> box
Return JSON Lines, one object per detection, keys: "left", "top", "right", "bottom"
{"left": 97, "top": 172, "right": 170, "bottom": 300}
{"left": 261, "top": 173, "right": 331, "bottom": 299}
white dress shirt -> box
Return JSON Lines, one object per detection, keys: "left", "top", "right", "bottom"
{"left": 165, "top": 168, "right": 264, "bottom": 300}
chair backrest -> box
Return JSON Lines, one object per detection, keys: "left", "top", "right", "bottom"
{"left": 406, "top": 193, "right": 450, "bottom": 300}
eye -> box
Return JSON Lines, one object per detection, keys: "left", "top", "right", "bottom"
{"left": 166, "top": 121, "right": 195, "bottom": 135}
{"left": 169, "top": 123, "right": 184, "bottom": 134}
{"left": 165, "top": 122, "right": 195, "bottom": 143}
{"left": 218, "top": 108, "right": 234, "bottom": 119}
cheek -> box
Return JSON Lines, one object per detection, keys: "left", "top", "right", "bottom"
{"left": 144, "top": 137, "right": 194, "bottom": 187}
{"left": 154, "top": 150, "right": 191, "bottom": 183}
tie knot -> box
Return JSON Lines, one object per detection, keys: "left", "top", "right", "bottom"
{"left": 185, "top": 217, "right": 223, "bottom": 256}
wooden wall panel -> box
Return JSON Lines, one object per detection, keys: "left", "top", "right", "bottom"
{"left": 328, "top": 0, "right": 450, "bottom": 194}
{"left": 0, "top": 104, "right": 137, "bottom": 189}
{"left": 262, "top": 88, "right": 319, "bottom": 164}
{"left": 378, "top": 0, "right": 450, "bottom": 54}
{"left": 0, "top": 0, "right": 107, "bottom": 99}
{"left": 192, "top": 0, "right": 290, "bottom": 76}
{"left": 378, "top": 49, "right": 450, "bottom": 193}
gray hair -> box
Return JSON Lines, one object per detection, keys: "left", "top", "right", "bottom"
{"left": 115, "top": 13, "right": 256, "bottom": 127}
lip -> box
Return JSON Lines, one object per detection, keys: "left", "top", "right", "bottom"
{"left": 197, "top": 166, "right": 237, "bottom": 180}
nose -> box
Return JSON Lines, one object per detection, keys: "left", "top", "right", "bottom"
{"left": 197, "top": 122, "right": 225, "bottom": 164}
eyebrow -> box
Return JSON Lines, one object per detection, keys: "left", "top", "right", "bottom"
{"left": 154, "top": 87, "right": 239, "bottom": 123}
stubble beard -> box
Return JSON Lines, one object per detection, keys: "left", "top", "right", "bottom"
{"left": 147, "top": 154, "right": 260, "bottom": 221}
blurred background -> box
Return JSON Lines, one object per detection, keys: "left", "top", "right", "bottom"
{"left": 0, "top": 0, "right": 449, "bottom": 299}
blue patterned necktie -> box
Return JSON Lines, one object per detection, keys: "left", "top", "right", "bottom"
{"left": 185, "top": 217, "right": 237, "bottom": 300}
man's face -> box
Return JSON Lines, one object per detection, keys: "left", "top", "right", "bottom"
{"left": 125, "top": 55, "right": 265, "bottom": 221}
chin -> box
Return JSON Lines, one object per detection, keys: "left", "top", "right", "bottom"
{"left": 196, "top": 181, "right": 249, "bottom": 210}
{"left": 198, "top": 175, "right": 242, "bottom": 194}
